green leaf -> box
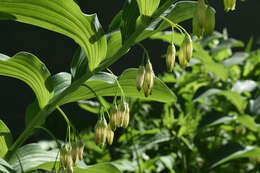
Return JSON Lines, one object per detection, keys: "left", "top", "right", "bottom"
{"left": 8, "top": 143, "right": 121, "bottom": 173}
{"left": 193, "top": 43, "right": 228, "bottom": 81}
{"left": 0, "top": 157, "right": 13, "bottom": 172}
{"left": 149, "top": 31, "right": 184, "bottom": 46}
{"left": 158, "top": 1, "right": 197, "bottom": 30}
{"left": 0, "top": 120, "right": 12, "bottom": 158}
{"left": 25, "top": 100, "right": 41, "bottom": 127}
{"left": 59, "top": 68, "right": 176, "bottom": 105}
{"left": 198, "top": 111, "right": 236, "bottom": 129}
{"left": 136, "top": 0, "right": 160, "bottom": 17}
{"left": 211, "top": 38, "right": 244, "bottom": 55}
{"left": 8, "top": 143, "right": 58, "bottom": 172}
{"left": 0, "top": 0, "right": 107, "bottom": 71}
{"left": 250, "top": 95, "right": 260, "bottom": 116}
{"left": 0, "top": 165, "right": 9, "bottom": 173}
{"left": 231, "top": 80, "right": 258, "bottom": 94}
{"left": 120, "top": 0, "right": 139, "bottom": 43}
{"left": 237, "top": 115, "right": 259, "bottom": 132}
{"left": 71, "top": 48, "right": 89, "bottom": 81}
{"left": 78, "top": 100, "right": 101, "bottom": 114}
{"left": 218, "top": 91, "right": 247, "bottom": 114}
{"left": 137, "top": 1, "right": 197, "bottom": 42}
{"left": 0, "top": 52, "right": 52, "bottom": 108}
{"left": 208, "top": 143, "right": 260, "bottom": 169}
{"left": 35, "top": 162, "right": 122, "bottom": 173}
{"left": 106, "top": 31, "right": 122, "bottom": 58}
{"left": 222, "top": 52, "right": 249, "bottom": 67}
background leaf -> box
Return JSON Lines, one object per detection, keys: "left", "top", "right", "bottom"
{"left": 0, "top": 0, "right": 107, "bottom": 71}
{"left": 208, "top": 143, "right": 260, "bottom": 169}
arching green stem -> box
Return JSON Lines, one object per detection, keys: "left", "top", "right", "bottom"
{"left": 56, "top": 106, "right": 71, "bottom": 146}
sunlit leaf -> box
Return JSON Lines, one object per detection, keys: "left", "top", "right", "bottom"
{"left": 59, "top": 68, "right": 176, "bottom": 105}
{"left": 0, "top": 157, "right": 13, "bottom": 171}
{"left": 250, "top": 95, "right": 260, "bottom": 116}
{"left": 0, "top": 0, "right": 107, "bottom": 71}
{"left": 222, "top": 52, "right": 249, "bottom": 67}
{"left": 8, "top": 142, "right": 121, "bottom": 173}
{"left": 106, "top": 31, "right": 122, "bottom": 58}
{"left": 208, "top": 143, "right": 260, "bottom": 169}
{"left": 218, "top": 91, "right": 247, "bottom": 114}
{"left": 0, "top": 120, "right": 12, "bottom": 158}
{"left": 71, "top": 48, "right": 89, "bottom": 81}
{"left": 231, "top": 80, "right": 258, "bottom": 93}
{"left": 8, "top": 143, "right": 58, "bottom": 172}
{"left": 34, "top": 162, "right": 122, "bottom": 173}
{"left": 149, "top": 31, "right": 184, "bottom": 46}
{"left": 0, "top": 52, "right": 52, "bottom": 108}
{"left": 237, "top": 115, "right": 259, "bottom": 132}
{"left": 136, "top": 0, "right": 160, "bottom": 17}
{"left": 193, "top": 43, "right": 228, "bottom": 81}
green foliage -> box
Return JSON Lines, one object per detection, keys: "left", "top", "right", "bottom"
{"left": 0, "top": 0, "right": 256, "bottom": 172}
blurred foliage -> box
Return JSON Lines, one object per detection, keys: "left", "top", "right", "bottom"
{"left": 78, "top": 31, "right": 260, "bottom": 173}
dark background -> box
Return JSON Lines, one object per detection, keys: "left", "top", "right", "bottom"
{"left": 0, "top": 0, "right": 260, "bottom": 140}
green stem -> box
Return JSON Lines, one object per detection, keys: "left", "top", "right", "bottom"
{"left": 106, "top": 68, "right": 125, "bottom": 100}
{"left": 56, "top": 106, "right": 71, "bottom": 146}
{"left": 82, "top": 84, "right": 110, "bottom": 116}
{"left": 137, "top": 43, "right": 150, "bottom": 63}
{"left": 8, "top": 0, "right": 178, "bottom": 157}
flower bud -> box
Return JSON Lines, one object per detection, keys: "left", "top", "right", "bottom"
{"left": 178, "top": 34, "right": 193, "bottom": 67}
{"left": 60, "top": 146, "right": 67, "bottom": 167}
{"left": 193, "top": 0, "right": 206, "bottom": 37}
{"left": 109, "top": 104, "right": 119, "bottom": 130}
{"left": 71, "top": 142, "right": 78, "bottom": 165}
{"left": 77, "top": 140, "right": 85, "bottom": 160}
{"left": 224, "top": 0, "right": 236, "bottom": 12}
{"left": 204, "top": 6, "right": 215, "bottom": 36}
{"left": 106, "top": 125, "right": 114, "bottom": 145}
{"left": 143, "top": 60, "right": 154, "bottom": 97}
{"left": 136, "top": 65, "right": 145, "bottom": 91}
{"left": 122, "top": 103, "right": 130, "bottom": 128}
{"left": 94, "top": 117, "right": 108, "bottom": 148}
{"left": 65, "top": 147, "right": 73, "bottom": 170}
{"left": 166, "top": 44, "right": 176, "bottom": 72}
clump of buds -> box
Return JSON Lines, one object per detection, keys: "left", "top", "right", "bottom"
{"left": 109, "top": 101, "right": 130, "bottom": 130}
{"left": 178, "top": 33, "right": 193, "bottom": 68}
{"left": 94, "top": 116, "right": 108, "bottom": 148}
{"left": 136, "top": 65, "right": 145, "bottom": 91}
{"left": 143, "top": 60, "right": 154, "bottom": 97}
{"left": 224, "top": 0, "right": 236, "bottom": 12}
{"left": 193, "top": 0, "right": 215, "bottom": 37}
{"left": 77, "top": 140, "right": 85, "bottom": 160}
{"left": 165, "top": 44, "right": 176, "bottom": 72}
{"left": 60, "top": 146, "right": 73, "bottom": 173}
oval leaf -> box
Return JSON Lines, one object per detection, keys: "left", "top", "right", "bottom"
{"left": 0, "top": 52, "right": 52, "bottom": 108}
{"left": 0, "top": 0, "right": 107, "bottom": 71}
{"left": 58, "top": 68, "right": 176, "bottom": 105}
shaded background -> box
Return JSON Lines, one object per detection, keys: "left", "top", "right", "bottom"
{"left": 0, "top": 0, "right": 259, "bottom": 140}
